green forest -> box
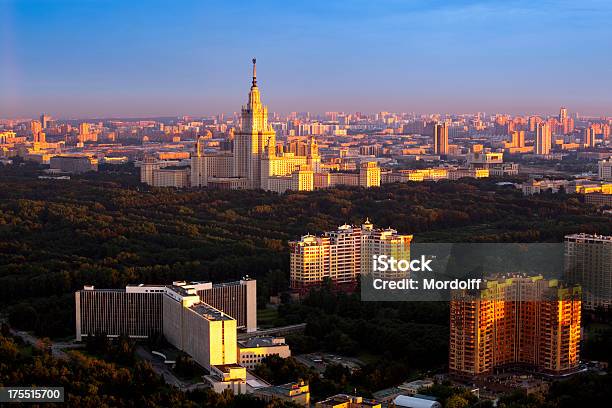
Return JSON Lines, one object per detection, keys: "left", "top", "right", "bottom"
{"left": 1, "top": 164, "right": 609, "bottom": 338}
{"left": 0, "top": 163, "right": 611, "bottom": 407}
{"left": 0, "top": 327, "right": 300, "bottom": 408}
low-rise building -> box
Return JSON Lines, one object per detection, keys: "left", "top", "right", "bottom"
{"left": 316, "top": 394, "right": 381, "bottom": 408}
{"left": 253, "top": 381, "right": 310, "bottom": 406}
{"left": 237, "top": 337, "right": 291, "bottom": 369}
{"left": 50, "top": 155, "right": 98, "bottom": 173}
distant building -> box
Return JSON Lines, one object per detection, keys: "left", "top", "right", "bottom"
{"left": 237, "top": 337, "right": 291, "bottom": 369}
{"left": 316, "top": 394, "right": 381, "bottom": 408}
{"left": 140, "top": 157, "right": 191, "bottom": 188}
{"left": 466, "top": 152, "right": 503, "bottom": 169}
{"left": 510, "top": 130, "right": 525, "bottom": 148}
{"left": 565, "top": 234, "right": 612, "bottom": 310}
{"left": 163, "top": 283, "right": 237, "bottom": 371}
{"left": 359, "top": 161, "right": 381, "bottom": 187}
{"left": 521, "top": 179, "right": 569, "bottom": 195}
{"left": 584, "top": 192, "right": 612, "bottom": 208}
{"left": 40, "top": 113, "right": 51, "bottom": 129}
{"left": 254, "top": 382, "right": 310, "bottom": 406}
{"left": 50, "top": 155, "right": 98, "bottom": 174}
{"left": 189, "top": 59, "right": 321, "bottom": 192}
{"left": 448, "top": 168, "right": 489, "bottom": 180}
{"left": 449, "top": 276, "right": 581, "bottom": 377}
{"left": 583, "top": 126, "right": 596, "bottom": 148}
{"left": 433, "top": 123, "right": 449, "bottom": 155}
{"left": 151, "top": 167, "right": 190, "bottom": 188}
{"left": 599, "top": 159, "right": 612, "bottom": 181}
{"left": 535, "top": 122, "right": 552, "bottom": 155}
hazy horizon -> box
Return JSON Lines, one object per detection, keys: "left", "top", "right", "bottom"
{"left": 2, "top": 0, "right": 612, "bottom": 118}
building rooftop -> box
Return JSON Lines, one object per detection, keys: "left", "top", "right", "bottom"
{"left": 565, "top": 233, "right": 612, "bottom": 242}
{"left": 239, "top": 336, "right": 286, "bottom": 348}
{"left": 190, "top": 303, "right": 234, "bottom": 321}
{"left": 318, "top": 394, "right": 380, "bottom": 408}
{"left": 213, "top": 363, "right": 244, "bottom": 373}
{"left": 166, "top": 284, "right": 192, "bottom": 297}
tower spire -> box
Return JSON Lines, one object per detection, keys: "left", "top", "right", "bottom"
{"left": 252, "top": 58, "right": 257, "bottom": 87}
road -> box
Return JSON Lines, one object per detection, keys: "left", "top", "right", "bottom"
{"left": 237, "top": 323, "right": 307, "bottom": 340}
{"left": 135, "top": 346, "right": 209, "bottom": 391}
{"left": 1, "top": 317, "right": 210, "bottom": 392}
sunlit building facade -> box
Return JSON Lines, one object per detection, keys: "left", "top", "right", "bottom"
{"left": 289, "top": 219, "right": 412, "bottom": 290}
{"left": 535, "top": 122, "right": 552, "bottom": 155}
{"left": 188, "top": 59, "right": 320, "bottom": 192}
{"left": 75, "top": 279, "right": 256, "bottom": 340}
{"left": 449, "top": 276, "right": 581, "bottom": 376}
{"left": 433, "top": 122, "right": 449, "bottom": 155}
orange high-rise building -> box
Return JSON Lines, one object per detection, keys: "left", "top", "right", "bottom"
{"left": 433, "top": 122, "right": 449, "bottom": 155}
{"left": 449, "top": 276, "right": 581, "bottom": 377}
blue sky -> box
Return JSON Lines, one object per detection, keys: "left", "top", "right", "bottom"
{"left": 1, "top": 0, "right": 611, "bottom": 118}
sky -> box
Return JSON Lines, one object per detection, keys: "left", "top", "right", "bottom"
{"left": 1, "top": 0, "right": 612, "bottom": 118}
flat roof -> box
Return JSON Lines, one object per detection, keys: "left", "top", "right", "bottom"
{"left": 239, "top": 337, "right": 285, "bottom": 348}
{"left": 213, "top": 363, "right": 244, "bottom": 372}
{"left": 166, "top": 285, "right": 192, "bottom": 297}
{"left": 190, "top": 303, "right": 234, "bottom": 321}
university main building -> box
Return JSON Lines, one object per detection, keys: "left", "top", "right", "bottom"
{"left": 141, "top": 59, "right": 381, "bottom": 192}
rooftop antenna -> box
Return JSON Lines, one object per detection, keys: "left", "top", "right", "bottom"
{"left": 252, "top": 58, "right": 257, "bottom": 87}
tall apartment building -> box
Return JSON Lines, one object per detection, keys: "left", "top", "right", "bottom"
{"left": 510, "top": 130, "right": 525, "bottom": 148}
{"left": 289, "top": 219, "right": 412, "bottom": 290}
{"left": 565, "top": 233, "right": 612, "bottom": 310}
{"left": 583, "top": 126, "right": 596, "bottom": 148}
{"left": 433, "top": 122, "right": 449, "bottom": 155}
{"left": 40, "top": 113, "right": 51, "bottom": 129}
{"left": 75, "top": 279, "right": 256, "bottom": 341}
{"left": 50, "top": 155, "right": 98, "bottom": 174}
{"left": 449, "top": 276, "right": 581, "bottom": 377}
{"left": 598, "top": 159, "right": 612, "bottom": 181}
{"left": 535, "top": 122, "right": 552, "bottom": 155}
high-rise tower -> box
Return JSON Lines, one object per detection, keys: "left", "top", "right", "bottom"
{"left": 233, "top": 58, "right": 276, "bottom": 189}
{"left": 433, "top": 122, "right": 449, "bottom": 155}
{"left": 535, "top": 122, "right": 552, "bottom": 155}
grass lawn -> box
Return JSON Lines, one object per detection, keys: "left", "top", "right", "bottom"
{"left": 257, "top": 307, "right": 280, "bottom": 329}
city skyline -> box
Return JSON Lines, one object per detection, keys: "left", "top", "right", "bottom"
{"left": 2, "top": 0, "right": 612, "bottom": 118}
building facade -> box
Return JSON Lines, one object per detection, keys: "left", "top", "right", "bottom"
{"left": 237, "top": 337, "right": 291, "bottom": 370}
{"left": 449, "top": 276, "right": 581, "bottom": 377}
{"left": 535, "top": 122, "right": 552, "bottom": 155}
{"left": 565, "top": 233, "right": 612, "bottom": 310}
{"left": 433, "top": 122, "right": 449, "bottom": 155}
{"left": 289, "top": 219, "right": 412, "bottom": 290}
{"left": 163, "top": 283, "right": 238, "bottom": 370}
{"left": 189, "top": 59, "right": 320, "bottom": 193}
{"left": 75, "top": 285, "right": 165, "bottom": 341}
{"left": 75, "top": 279, "right": 256, "bottom": 341}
